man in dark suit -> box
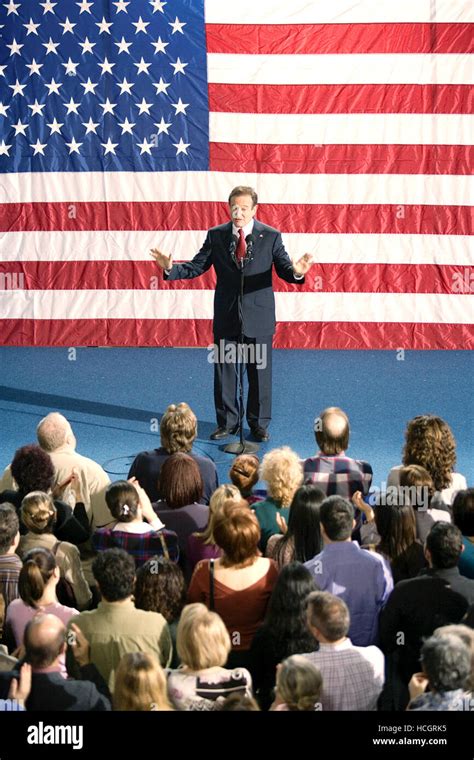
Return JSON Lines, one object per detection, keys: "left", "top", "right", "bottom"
{"left": 150, "top": 185, "right": 313, "bottom": 441}
{"left": 0, "top": 614, "right": 110, "bottom": 711}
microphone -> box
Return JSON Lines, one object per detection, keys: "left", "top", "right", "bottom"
{"left": 242, "top": 233, "right": 255, "bottom": 267}
{"left": 229, "top": 234, "right": 239, "bottom": 267}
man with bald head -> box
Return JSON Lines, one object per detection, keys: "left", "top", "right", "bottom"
{"left": 0, "top": 614, "right": 110, "bottom": 710}
{"left": 0, "top": 412, "right": 112, "bottom": 530}
{"left": 303, "top": 407, "right": 373, "bottom": 499}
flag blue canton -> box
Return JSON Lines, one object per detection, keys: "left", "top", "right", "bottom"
{"left": 0, "top": 0, "right": 209, "bottom": 173}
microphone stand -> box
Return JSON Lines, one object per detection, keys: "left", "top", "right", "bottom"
{"left": 224, "top": 237, "right": 259, "bottom": 455}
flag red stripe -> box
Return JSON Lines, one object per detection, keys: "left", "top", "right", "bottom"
{"left": 1, "top": 261, "right": 470, "bottom": 295}
{"left": 209, "top": 84, "right": 473, "bottom": 115}
{"left": 2, "top": 202, "right": 472, "bottom": 235}
{"left": 209, "top": 143, "right": 474, "bottom": 176}
{"left": 1, "top": 318, "right": 472, "bottom": 350}
{"left": 205, "top": 23, "right": 474, "bottom": 55}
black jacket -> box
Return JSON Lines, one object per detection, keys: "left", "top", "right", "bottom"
{"left": 165, "top": 220, "right": 304, "bottom": 338}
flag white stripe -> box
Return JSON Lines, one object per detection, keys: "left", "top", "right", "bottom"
{"left": 1, "top": 290, "right": 472, "bottom": 324}
{"left": 208, "top": 54, "right": 474, "bottom": 86}
{"left": 210, "top": 112, "right": 473, "bottom": 147}
{"left": 205, "top": 0, "right": 474, "bottom": 24}
{"left": 3, "top": 231, "right": 472, "bottom": 267}
{"left": 2, "top": 171, "right": 471, "bottom": 205}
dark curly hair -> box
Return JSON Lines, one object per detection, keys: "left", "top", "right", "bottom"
{"left": 92, "top": 548, "right": 135, "bottom": 601}
{"left": 0, "top": 503, "right": 19, "bottom": 554}
{"left": 11, "top": 445, "right": 55, "bottom": 494}
{"left": 452, "top": 488, "right": 474, "bottom": 536}
{"left": 402, "top": 415, "right": 457, "bottom": 492}
{"left": 134, "top": 557, "right": 186, "bottom": 622}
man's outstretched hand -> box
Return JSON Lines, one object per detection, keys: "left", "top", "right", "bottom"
{"left": 150, "top": 248, "right": 173, "bottom": 271}
{"left": 293, "top": 253, "right": 313, "bottom": 276}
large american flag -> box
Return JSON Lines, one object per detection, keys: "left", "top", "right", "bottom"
{"left": 0, "top": 0, "right": 472, "bottom": 349}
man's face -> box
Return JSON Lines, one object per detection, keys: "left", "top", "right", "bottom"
{"left": 229, "top": 194, "right": 257, "bottom": 228}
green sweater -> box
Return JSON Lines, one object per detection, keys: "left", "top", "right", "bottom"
{"left": 253, "top": 498, "right": 290, "bottom": 553}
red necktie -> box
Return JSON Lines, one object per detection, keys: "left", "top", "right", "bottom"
{"left": 236, "top": 228, "right": 246, "bottom": 263}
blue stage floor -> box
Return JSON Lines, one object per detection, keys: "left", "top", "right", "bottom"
{"left": 0, "top": 347, "right": 472, "bottom": 491}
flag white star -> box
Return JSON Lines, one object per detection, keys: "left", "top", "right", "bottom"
{"left": 82, "top": 117, "right": 99, "bottom": 134}
{"left": 43, "top": 38, "right": 60, "bottom": 55}
{"left": 154, "top": 116, "right": 171, "bottom": 135}
{"left": 46, "top": 117, "right": 63, "bottom": 134}
{"left": 59, "top": 17, "right": 76, "bottom": 34}
{"left": 115, "top": 37, "right": 132, "bottom": 54}
{"left": 99, "top": 98, "right": 117, "bottom": 115}
{"left": 153, "top": 77, "right": 171, "bottom": 95}
{"left": 151, "top": 37, "right": 168, "bottom": 54}
{"left": 116, "top": 77, "right": 134, "bottom": 95}
{"left": 23, "top": 18, "right": 40, "bottom": 35}
{"left": 3, "top": 1, "right": 20, "bottom": 16}
{"left": 76, "top": 0, "right": 93, "bottom": 12}
{"left": 79, "top": 37, "right": 95, "bottom": 54}
{"left": 44, "top": 77, "right": 62, "bottom": 95}
{"left": 136, "top": 98, "right": 152, "bottom": 115}
{"left": 98, "top": 57, "right": 115, "bottom": 75}
{"left": 30, "top": 139, "right": 47, "bottom": 155}
{"left": 149, "top": 0, "right": 166, "bottom": 12}
{"left": 6, "top": 38, "right": 24, "bottom": 56}
{"left": 169, "top": 16, "right": 186, "bottom": 34}
{"left": 0, "top": 102, "right": 10, "bottom": 117}
{"left": 0, "top": 65, "right": 7, "bottom": 77}
{"left": 62, "top": 58, "right": 79, "bottom": 75}
{"left": 26, "top": 59, "right": 43, "bottom": 75}
{"left": 134, "top": 57, "right": 151, "bottom": 75}
{"left": 40, "top": 1, "right": 57, "bottom": 12}
{"left": 12, "top": 119, "right": 28, "bottom": 136}
{"left": 0, "top": 139, "right": 12, "bottom": 155}
{"left": 173, "top": 137, "right": 190, "bottom": 155}
{"left": 170, "top": 58, "right": 188, "bottom": 76}
{"left": 80, "top": 77, "right": 98, "bottom": 94}
{"left": 113, "top": 0, "right": 129, "bottom": 12}
{"left": 63, "top": 97, "right": 80, "bottom": 115}
{"left": 96, "top": 16, "right": 113, "bottom": 34}
{"left": 136, "top": 138, "right": 153, "bottom": 155}
{"left": 171, "top": 98, "right": 189, "bottom": 115}
{"left": 118, "top": 117, "right": 135, "bottom": 134}
{"left": 101, "top": 137, "right": 118, "bottom": 155}
{"left": 9, "top": 79, "right": 27, "bottom": 97}
{"left": 132, "top": 16, "right": 149, "bottom": 34}
{"left": 66, "top": 137, "right": 82, "bottom": 154}
{"left": 28, "top": 99, "right": 46, "bottom": 116}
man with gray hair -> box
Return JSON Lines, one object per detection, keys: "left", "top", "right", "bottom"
{"left": 407, "top": 633, "right": 472, "bottom": 711}
{"left": 303, "top": 406, "right": 373, "bottom": 500}
{"left": 303, "top": 590, "right": 385, "bottom": 711}
{"left": 0, "top": 412, "right": 112, "bottom": 530}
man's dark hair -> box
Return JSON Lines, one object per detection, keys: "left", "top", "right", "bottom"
{"left": 92, "top": 548, "right": 135, "bottom": 601}
{"left": 228, "top": 186, "right": 258, "bottom": 208}
{"left": 426, "top": 522, "right": 463, "bottom": 569}
{"left": 319, "top": 496, "right": 354, "bottom": 541}
{"left": 11, "top": 444, "right": 55, "bottom": 493}
{"left": 452, "top": 488, "right": 474, "bottom": 537}
{"left": 421, "top": 634, "right": 471, "bottom": 693}
{"left": 0, "top": 503, "right": 19, "bottom": 554}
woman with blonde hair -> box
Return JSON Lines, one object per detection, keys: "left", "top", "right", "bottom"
{"left": 167, "top": 603, "right": 253, "bottom": 710}
{"left": 187, "top": 484, "right": 241, "bottom": 572}
{"left": 253, "top": 447, "right": 303, "bottom": 552}
{"left": 18, "top": 492, "right": 92, "bottom": 610}
{"left": 113, "top": 652, "right": 173, "bottom": 711}
{"left": 270, "top": 654, "right": 323, "bottom": 712}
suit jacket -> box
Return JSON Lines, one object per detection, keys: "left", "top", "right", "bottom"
{"left": 164, "top": 220, "right": 304, "bottom": 338}
{"left": 0, "top": 665, "right": 111, "bottom": 711}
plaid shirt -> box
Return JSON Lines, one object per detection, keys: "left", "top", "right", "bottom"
{"left": 92, "top": 528, "right": 179, "bottom": 568}
{"left": 303, "top": 452, "right": 373, "bottom": 498}
{"left": 0, "top": 554, "right": 22, "bottom": 611}
{"left": 304, "top": 639, "right": 384, "bottom": 711}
